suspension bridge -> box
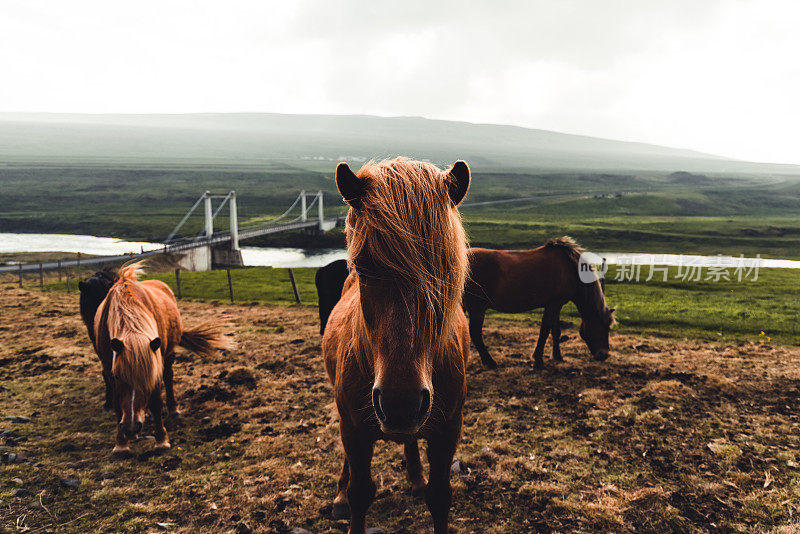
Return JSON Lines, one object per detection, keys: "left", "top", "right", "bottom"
{"left": 0, "top": 190, "right": 346, "bottom": 273}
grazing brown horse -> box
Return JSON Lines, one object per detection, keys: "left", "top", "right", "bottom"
{"left": 464, "top": 237, "right": 615, "bottom": 370}
{"left": 94, "top": 261, "right": 230, "bottom": 456}
{"left": 322, "top": 158, "right": 471, "bottom": 534}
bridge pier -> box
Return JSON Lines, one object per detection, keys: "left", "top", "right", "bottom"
{"left": 211, "top": 244, "right": 243, "bottom": 270}
{"left": 177, "top": 243, "right": 243, "bottom": 271}
{"left": 178, "top": 246, "right": 212, "bottom": 271}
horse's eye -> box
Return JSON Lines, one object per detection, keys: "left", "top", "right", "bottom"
{"left": 353, "top": 257, "right": 377, "bottom": 279}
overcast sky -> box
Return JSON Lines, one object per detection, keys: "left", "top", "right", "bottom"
{"left": 1, "top": 0, "right": 797, "bottom": 164}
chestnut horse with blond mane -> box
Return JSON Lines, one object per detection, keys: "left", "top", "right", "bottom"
{"left": 323, "top": 158, "right": 471, "bottom": 534}
{"left": 94, "top": 261, "right": 230, "bottom": 457}
{"left": 464, "top": 237, "right": 615, "bottom": 370}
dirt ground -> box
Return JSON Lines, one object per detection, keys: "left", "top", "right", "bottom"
{"left": 2, "top": 283, "right": 800, "bottom": 533}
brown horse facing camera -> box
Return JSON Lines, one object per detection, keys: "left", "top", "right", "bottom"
{"left": 464, "top": 238, "right": 615, "bottom": 370}
{"left": 93, "top": 261, "right": 230, "bottom": 457}
{"left": 322, "top": 158, "right": 471, "bottom": 534}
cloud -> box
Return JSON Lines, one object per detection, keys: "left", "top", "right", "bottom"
{"left": 0, "top": 0, "right": 796, "bottom": 163}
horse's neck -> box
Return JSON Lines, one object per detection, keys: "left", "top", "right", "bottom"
{"left": 573, "top": 280, "right": 602, "bottom": 320}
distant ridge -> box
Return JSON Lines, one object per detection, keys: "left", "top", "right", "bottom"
{"left": 0, "top": 112, "right": 796, "bottom": 174}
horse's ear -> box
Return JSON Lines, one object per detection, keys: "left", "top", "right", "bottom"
{"left": 111, "top": 338, "right": 124, "bottom": 353}
{"left": 150, "top": 337, "right": 161, "bottom": 352}
{"left": 336, "top": 162, "right": 363, "bottom": 206}
{"left": 447, "top": 160, "right": 470, "bottom": 206}
{"left": 78, "top": 281, "right": 86, "bottom": 291}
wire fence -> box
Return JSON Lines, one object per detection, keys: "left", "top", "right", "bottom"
{"left": 2, "top": 263, "right": 315, "bottom": 306}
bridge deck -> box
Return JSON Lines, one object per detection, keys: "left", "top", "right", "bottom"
{"left": 0, "top": 217, "right": 345, "bottom": 273}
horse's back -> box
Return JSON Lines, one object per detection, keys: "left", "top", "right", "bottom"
{"left": 79, "top": 271, "right": 117, "bottom": 343}
{"left": 138, "top": 280, "right": 182, "bottom": 346}
{"left": 316, "top": 259, "right": 349, "bottom": 335}
{"left": 467, "top": 246, "right": 575, "bottom": 313}
{"left": 140, "top": 279, "right": 176, "bottom": 302}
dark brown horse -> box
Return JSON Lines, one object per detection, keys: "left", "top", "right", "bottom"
{"left": 322, "top": 158, "right": 471, "bottom": 534}
{"left": 464, "top": 237, "right": 614, "bottom": 370}
{"left": 79, "top": 269, "right": 118, "bottom": 409}
{"left": 94, "top": 261, "right": 230, "bottom": 456}
{"left": 315, "top": 259, "right": 348, "bottom": 335}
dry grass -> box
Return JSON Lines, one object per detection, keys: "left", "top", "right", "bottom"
{"left": 2, "top": 284, "right": 800, "bottom": 532}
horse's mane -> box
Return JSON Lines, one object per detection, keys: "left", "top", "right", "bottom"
{"left": 105, "top": 261, "right": 162, "bottom": 393}
{"left": 345, "top": 157, "right": 469, "bottom": 361}
{"left": 546, "top": 236, "right": 614, "bottom": 325}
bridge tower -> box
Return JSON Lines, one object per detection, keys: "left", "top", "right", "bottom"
{"left": 201, "top": 190, "right": 239, "bottom": 251}
{"left": 176, "top": 190, "right": 242, "bottom": 271}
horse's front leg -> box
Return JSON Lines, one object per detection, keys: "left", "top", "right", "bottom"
{"left": 332, "top": 456, "right": 350, "bottom": 519}
{"left": 405, "top": 439, "right": 427, "bottom": 498}
{"left": 425, "top": 420, "right": 461, "bottom": 534}
{"left": 149, "top": 387, "right": 170, "bottom": 451}
{"left": 342, "top": 427, "right": 376, "bottom": 534}
{"left": 163, "top": 352, "right": 180, "bottom": 418}
{"left": 110, "top": 377, "right": 131, "bottom": 457}
{"left": 468, "top": 307, "right": 497, "bottom": 369}
{"left": 102, "top": 369, "right": 113, "bottom": 410}
{"left": 532, "top": 311, "right": 552, "bottom": 370}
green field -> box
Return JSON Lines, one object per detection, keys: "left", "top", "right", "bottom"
{"left": 2, "top": 163, "right": 800, "bottom": 258}
{"left": 29, "top": 264, "right": 800, "bottom": 347}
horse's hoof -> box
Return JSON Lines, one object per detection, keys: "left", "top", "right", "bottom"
{"left": 111, "top": 447, "right": 133, "bottom": 460}
{"left": 481, "top": 357, "right": 498, "bottom": 370}
{"left": 103, "top": 403, "right": 113, "bottom": 411}
{"left": 169, "top": 410, "right": 182, "bottom": 420}
{"left": 533, "top": 361, "right": 544, "bottom": 371}
{"left": 332, "top": 500, "right": 350, "bottom": 520}
{"left": 411, "top": 484, "right": 426, "bottom": 499}
{"left": 366, "top": 529, "right": 386, "bottom": 534}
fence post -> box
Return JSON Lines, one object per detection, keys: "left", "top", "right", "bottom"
{"left": 600, "top": 258, "right": 607, "bottom": 292}
{"left": 226, "top": 268, "right": 234, "bottom": 303}
{"left": 287, "top": 268, "right": 301, "bottom": 304}
{"left": 77, "top": 252, "right": 81, "bottom": 269}
{"left": 39, "top": 263, "right": 44, "bottom": 290}
{"left": 175, "top": 269, "right": 182, "bottom": 300}
{"left": 58, "top": 260, "right": 62, "bottom": 282}
{"left": 65, "top": 267, "right": 70, "bottom": 293}
{"left": 18, "top": 264, "right": 23, "bottom": 288}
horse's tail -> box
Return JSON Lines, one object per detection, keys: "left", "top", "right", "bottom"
{"left": 179, "top": 321, "right": 233, "bottom": 357}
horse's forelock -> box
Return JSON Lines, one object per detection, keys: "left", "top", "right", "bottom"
{"left": 111, "top": 331, "right": 162, "bottom": 394}
{"left": 347, "top": 157, "right": 469, "bottom": 348}
{"left": 105, "top": 265, "right": 162, "bottom": 393}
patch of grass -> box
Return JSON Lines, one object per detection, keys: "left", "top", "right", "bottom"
{"left": 25, "top": 262, "right": 800, "bottom": 346}
{"left": 3, "top": 284, "right": 800, "bottom": 532}
{"left": 488, "top": 266, "right": 800, "bottom": 346}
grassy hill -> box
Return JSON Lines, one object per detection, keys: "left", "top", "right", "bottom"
{"left": 2, "top": 112, "right": 798, "bottom": 174}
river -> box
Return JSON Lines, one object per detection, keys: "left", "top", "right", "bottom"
{"left": 0, "top": 232, "right": 797, "bottom": 269}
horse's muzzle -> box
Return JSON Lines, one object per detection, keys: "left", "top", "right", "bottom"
{"left": 592, "top": 350, "right": 611, "bottom": 362}
{"left": 120, "top": 421, "right": 142, "bottom": 437}
{"left": 372, "top": 387, "right": 431, "bottom": 434}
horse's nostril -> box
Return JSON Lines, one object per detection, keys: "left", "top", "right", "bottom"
{"left": 417, "top": 389, "right": 431, "bottom": 422}
{"left": 372, "top": 388, "right": 386, "bottom": 423}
